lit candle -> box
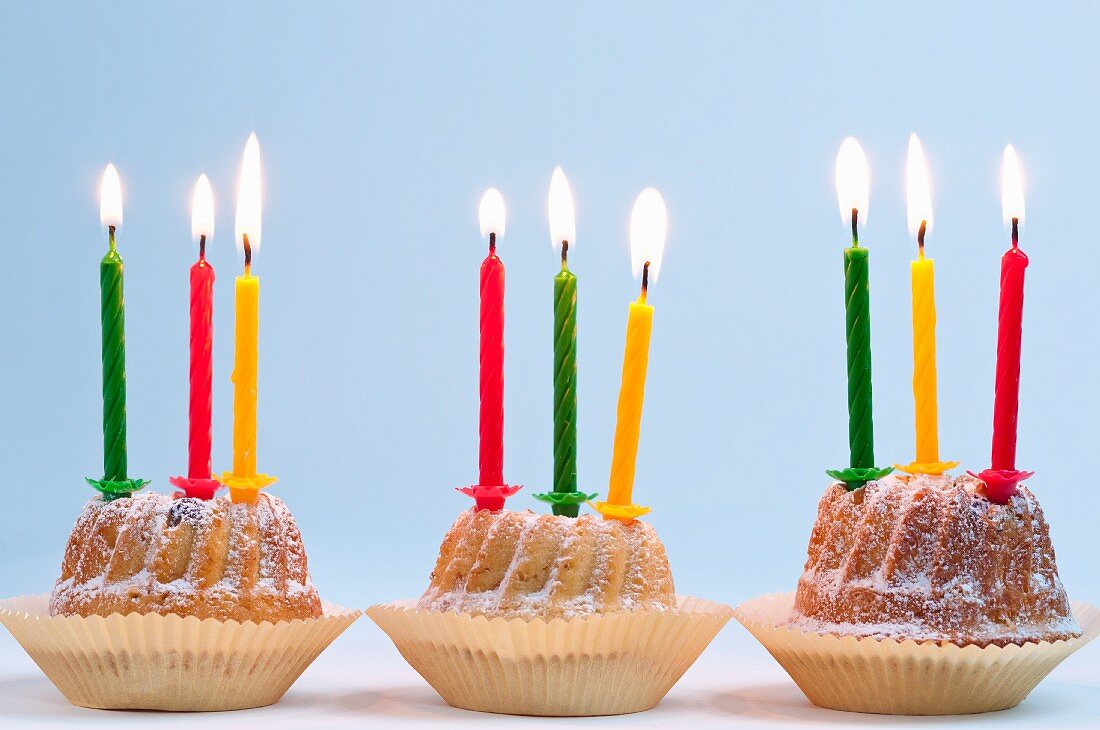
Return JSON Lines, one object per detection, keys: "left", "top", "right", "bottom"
{"left": 897, "top": 135, "right": 957, "bottom": 476}
{"left": 220, "top": 134, "right": 277, "bottom": 503}
{"left": 826, "top": 138, "right": 892, "bottom": 490}
{"left": 534, "top": 168, "right": 595, "bottom": 516}
{"left": 457, "top": 189, "right": 520, "bottom": 511}
{"left": 593, "top": 188, "right": 667, "bottom": 522}
{"left": 973, "top": 145, "right": 1034, "bottom": 503}
{"left": 169, "top": 175, "right": 220, "bottom": 500}
{"left": 85, "top": 164, "right": 148, "bottom": 500}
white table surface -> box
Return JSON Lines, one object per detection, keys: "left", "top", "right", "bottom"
{"left": 1, "top": 612, "right": 1098, "bottom": 730}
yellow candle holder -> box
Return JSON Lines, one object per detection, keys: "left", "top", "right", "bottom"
{"left": 590, "top": 500, "right": 650, "bottom": 523}
{"left": 894, "top": 460, "right": 960, "bottom": 476}
{"left": 218, "top": 472, "right": 278, "bottom": 504}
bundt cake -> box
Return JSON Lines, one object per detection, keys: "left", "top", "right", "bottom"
{"left": 50, "top": 492, "right": 322, "bottom": 622}
{"left": 418, "top": 509, "right": 675, "bottom": 619}
{"left": 790, "top": 473, "right": 1080, "bottom": 646}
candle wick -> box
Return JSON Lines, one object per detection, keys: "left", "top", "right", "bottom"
{"left": 561, "top": 240, "right": 569, "bottom": 270}
{"left": 199, "top": 234, "right": 207, "bottom": 260}
{"left": 640, "top": 260, "right": 650, "bottom": 302}
{"left": 489, "top": 231, "right": 497, "bottom": 255}
{"left": 917, "top": 220, "right": 927, "bottom": 258}
{"left": 108, "top": 225, "right": 117, "bottom": 251}
{"left": 242, "top": 233, "right": 252, "bottom": 273}
{"left": 1011, "top": 217, "right": 1019, "bottom": 249}
{"left": 850, "top": 208, "right": 859, "bottom": 247}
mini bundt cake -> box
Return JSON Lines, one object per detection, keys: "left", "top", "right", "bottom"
{"left": 50, "top": 492, "right": 322, "bottom": 622}
{"left": 790, "top": 473, "right": 1080, "bottom": 646}
{"left": 418, "top": 509, "right": 675, "bottom": 619}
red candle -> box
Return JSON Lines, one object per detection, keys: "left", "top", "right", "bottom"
{"left": 188, "top": 249, "right": 215, "bottom": 478}
{"left": 479, "top": 235, "right": 505, "bottom": 487}
{"left": 171, "top": 175, "right": 220, "bottom": 501}
{"left": 991, "top": 231, "right": 1027, "bottom": 471}
{"left": 972, "top": 146, "right": 1033, "bottom": 504}
{"left": 457, "top": 189, "right": 520, "bottom": 511}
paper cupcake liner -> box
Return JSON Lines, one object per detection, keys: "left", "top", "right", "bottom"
{"left": 0, "top": 594, "right": 360, "bottom": 711}
{"left": 734, "top": 591, "right": 1100, "bottom": 715}
{"left": 368, "top": 595, "right": 732, "bottom": 717}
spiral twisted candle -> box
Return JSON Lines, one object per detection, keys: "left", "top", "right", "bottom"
{"left": 188, "top": 256, "right": 215, "bottom": 479}
{"left": 911, "top": 253, "right": 939, "bottom": 464}
{"left": 843, "top": 245, "right": 875, "bottom": 470}
{"left": 100, "top": 232, "right": 128, "bottom": 482}
{"left": 991, "top": 236, "right": 1028, "bottom": 471}
{"left": 231, "top": 271, "right": 259, "bottom": 478}
{"left": 606, "top": 297, "right": 653, "bottom": 507}
{"left": 552, "top": 265, "right": 578, "bottom": 515}
{"left": 478, "top": 246, "right": 505, "bottom": 487}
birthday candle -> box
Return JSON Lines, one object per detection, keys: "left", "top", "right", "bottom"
{"left": 594, "top": 188, "right": 667, "bottom": 523}
{"left": 220, "top": 133, "right": 277, "bottom": 503}
{"left": 85, "top": 164, "right": 147, "bottom": 501}
{"left": 898, "top": 135, "right": 956, "bottom": 476}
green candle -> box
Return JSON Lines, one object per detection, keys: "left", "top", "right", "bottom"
{"left": 826, "top": 209, "right": 891, "bottom": 489}
{"left": 86, "top": 164, "right": 146, "bottom": 501}
{"left": 100, "top": 227, "right": 128, "bottom": 482}
{"left": 534, "top": 167, "right": 595, "bottom": 515}
{"left": 843, "top": 240, "right": 874, "bottom": 470}
{"left": 552, "top": 250, "right": 579, "bottom": 515}
{"left": 825, "top": 138, "right": 890, "bottom": 490}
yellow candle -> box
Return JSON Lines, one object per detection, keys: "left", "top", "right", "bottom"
{"left": 594, "top": 188, "right": 667, "bottom": 522}
{"left": 910, "top": 244, "right": 939, "bottom": 464}
{"left": 898, "top": 134, "right": 956, "bottom": 476}
{"left": 607, "top": 294, "right": 653, "bottom": 506}
{"left": 220, "top": 133, "right": 276, "bottom": 502}
{"left": 232, "top": 267, "right": 260, "bottom": 478}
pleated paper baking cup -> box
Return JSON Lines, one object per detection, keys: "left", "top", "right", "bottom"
{"left": 734, "top": 591, "right": 1100, "bottom": 715}
{"left": 0, "top": 594, "right": 360, "bottom": 711}
{"left": 368, "top": 595, "right": 732, "bottom": 716}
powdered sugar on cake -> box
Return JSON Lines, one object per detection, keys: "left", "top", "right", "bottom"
{"left": 49, "top": 491, "right": 322, "bottom": 622}
{"left": 789, "top": 473, "right": 1081, "bottom": 646}
{"left": 418, "top": 509, "right": 675, "bottom": 619}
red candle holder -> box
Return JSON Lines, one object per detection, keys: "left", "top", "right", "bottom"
{"left": 968, "top": 468, "right": 1034, "bottom": 505}
{"left": 168, "top": 476, "right": 222, "bottom": 501}
{"left": 457, "top": 484, "right": 522, "bottom": 512}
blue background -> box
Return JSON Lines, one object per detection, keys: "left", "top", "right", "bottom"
{"left": 0, "top": 0, "right": 1096, "bottom": 609}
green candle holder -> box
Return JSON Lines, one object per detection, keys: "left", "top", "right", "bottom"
{"left": 532, "top": 490, "right": 598, "bottom": 518}
{"left": 825, "top": 466, "right": 893, "bottom": 492}
{"left": 85, "top": 477, "right": 150, "bottom": 502}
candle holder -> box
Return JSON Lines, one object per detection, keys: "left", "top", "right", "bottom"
{"left": 85, "top": 477, "right": 150, "bottom": 502}
{"left": 591, "top": 500, "right": 650, "bottom": 523}
{"left": 894, "top": 460, "right": 960, "bottom": 476}
{"left": 968, "top": 469, "right": 1034, "bottom": 505}
{"left": 532, "top": 490, "right": 598, "bottom": 518}
{"left": 457, "top": 484, "right": 522, "bottom": 512}
{"left": 168, "top": 476, "right": 222, "bottom": 501}
{"left": 825, "top": 466, "right": 894, "bottom": 492}
{"left": 219, "top": 472, "right": 278, "bottom": 505}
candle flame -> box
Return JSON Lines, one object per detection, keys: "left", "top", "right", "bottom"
{"left": 835, "top": 136, "right": 869, "bottom": 227}
{"left": 478, "top": 188, "right": 506, "bottom": 238}
{"left": 234, "top": 133, "right": 262, "bottom": 253}
{"left": 630, "top": 187, "right": 667, "bottom": 283}
{"left": 191, "top": 174, "right": 215, "bottom": 242}
{"left": 548, "top": 166, "right": 576, "bottom": 249}
{"left": 99, "top": 163, "right": 123, "bottom": 228}
{"left": 906, "top": 134, "right": 933, "bottom": 238}
{"left": 1001, "top": 144, "right": 1025, "bottom": 226}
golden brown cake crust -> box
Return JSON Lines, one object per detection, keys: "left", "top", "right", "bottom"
{"left": 49, "top": 492, "right": 322, "bottom": 623}
{"left": 791, "top": 473, "right": 1080, "bottom": 646}
{"left": 418, "top": 509, "right": 675, "bottom": 619}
